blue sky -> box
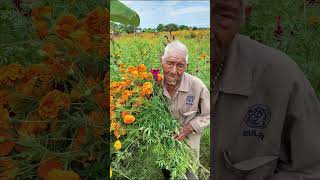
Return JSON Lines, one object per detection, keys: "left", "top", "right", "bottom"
{"left": 120, "top": 0, "right": 210, "bottom": 29}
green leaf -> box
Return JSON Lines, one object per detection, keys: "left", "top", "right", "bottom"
{"left": 110, "top": 0, "right": 140, "bottom": 27}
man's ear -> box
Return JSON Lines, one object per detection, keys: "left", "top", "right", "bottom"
{"left": 245, "top": 4, "right": 252, "bottom": 20}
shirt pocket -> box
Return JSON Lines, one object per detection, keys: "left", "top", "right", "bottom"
{"left": 180, "top": 110, "right": 197, "bottom": 124}
{"left": 223, "top": 150, "right": 279, "bottom": 180}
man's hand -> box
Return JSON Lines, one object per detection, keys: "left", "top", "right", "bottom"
{"left": 174, "top": 123, "right": 194, "bottom": 141}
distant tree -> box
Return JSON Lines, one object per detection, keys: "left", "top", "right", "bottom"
{"left": 178, "top": 25, "right": 189, "bottom": 30}
{"left": 157, "top": 24, "right": 164, "bottom": 32}
{"left": 165, "top": 23, "right": 178, "bottom": 31}
{"left": 192, "top": 26, "right": 198, "bottom": 30}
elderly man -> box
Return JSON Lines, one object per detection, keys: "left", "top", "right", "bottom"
{"left": 160, "top": 40, "right": 210, "bottom": 180}
{"left": 212, "top": 0, "right": 320, "bottom": 180}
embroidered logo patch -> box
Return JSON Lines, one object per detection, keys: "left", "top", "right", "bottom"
{"left": 186, "top": 95, "right": 194, "bottom": 105}
{"left": 245, "top": 104, "right": 271, "bottom": 129}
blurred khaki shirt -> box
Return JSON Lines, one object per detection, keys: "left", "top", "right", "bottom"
{"left": 213, "top": 34, "right": 320, "bottom": 180}
{"left": 162, "top": 72, "right": 210, "bottom": 158}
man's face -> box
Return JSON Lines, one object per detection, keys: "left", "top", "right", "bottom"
{"left": 212, "top": 0, "right": 243, "bottom": 50}
{"left": 161, "top": 51, "right": 187, "bottom": 86}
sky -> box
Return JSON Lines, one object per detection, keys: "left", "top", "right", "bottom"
{"left": 120, "top": 0, "right": 210, "bottom": 29}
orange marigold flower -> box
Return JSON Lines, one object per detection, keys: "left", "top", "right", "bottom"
{"left": 121, "top": 111, "right": 130, "bottom": 118}
{"left": 37, "top": 157, "right": 64, "bottom": 179}
{"left": 0, "top": 129, "right": 15, "bottom": 156}
{"left": 95, "top": 92, "right": 108, "bottom": 109}
{"left": 39, "top": 90, "right": 70, "bottom": 119}
{"left": 127, "top": 66, "right": 136, "bottom": 73}
{"left": 114, "top": 129, "right": 120, "bottom": 139}
{"left": 6, "top": 63, "right": 25, "bottom": 81}
{"left": 71, "top": 127, "right": 87, "bottom": 151}
{"left": 157, "top": 74, "right": 163, "bottom": 82}
{"left": 0, "top": 158, "right": 17, "bottom": 180}
{"left": 123, "top": 115, "right": 135, "bottom": 124}
{"left": 0, "top": 90, "right": 9, "bottom": 108}
{"left": 83, "top": 6, "right": 108, "bottom": 35}
{"left": 141, "top": 82, "right": 153, "bottom": 96}
{"left": 71, "top": 30, "right": 94, "bottom": 51}
{"left": 34, "top": 20, "right": 49, "bottom": 39}
{"left": 31, "top": 6, "right": 51, "bottom": 21}
{"left": 137, "top": 64, "right": 147, "bottom": 73}
{"left": 54, "top": 14, "right": 79, "bottom": 39}
{"left": 88, "top": 111, "right": 105, "bottom": 136}
{"left": 42, "top": 41, "right": 56, "bottom": 56}
{"left": 46, "top": 169, "right": 80, "bottom": 180}
{"left": 18, "top": 112, "right": 48, "bottom": 137}
{"left": 121, "top": 90, "right": 133, "bottom": 101}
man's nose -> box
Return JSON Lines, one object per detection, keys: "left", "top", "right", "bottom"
{"left": 172, "top": 64, "right": 177, "bottom": 73}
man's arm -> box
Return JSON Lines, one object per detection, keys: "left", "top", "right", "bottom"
{"left": 271, "top": 71, "right": 320, "bottom": 179}
{"left": 189, "top": 85, "right": 210, "bottom": 134}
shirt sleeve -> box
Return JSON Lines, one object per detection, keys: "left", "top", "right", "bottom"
{"left": 189, "top": 84, "right": 210, "bottom": 134}
{"left": 270, "top": 71, "right": 320, "bottom": 179}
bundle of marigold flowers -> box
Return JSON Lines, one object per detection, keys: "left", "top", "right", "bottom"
{"left": 109, "top": 62, "right": 199, "bottom": 179}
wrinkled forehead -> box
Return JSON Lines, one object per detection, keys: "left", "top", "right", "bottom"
{"left": 163, "top": 51, "right": 186, "bottom": 63}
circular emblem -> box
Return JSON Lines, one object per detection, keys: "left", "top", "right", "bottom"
{"left": 245, "top": 104, "right": 271, "bottom": 129}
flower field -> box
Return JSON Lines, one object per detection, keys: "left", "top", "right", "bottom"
{"left": 1, "top": 1, "right": 108, "bottom": 179}
{"left": 110, "top": 30, "right": 210, "bottom": 179}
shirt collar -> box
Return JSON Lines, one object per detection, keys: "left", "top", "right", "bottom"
{"left": 219, "top": 34, "right": 253, "bottom": 96}
{"left": 162, "top": 72, "right": 190, "bottom": 99}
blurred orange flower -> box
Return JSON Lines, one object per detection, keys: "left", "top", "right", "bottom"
{"left": 0, "top": 108, "right": 10, "bottom": 130}
{"left": 54, "top": 14, "right": 79, "bottom": 39}
{"left": 83, "top": 6, "right": 108, "bottom": 35}
{"left": 46, "top": 169, "right": 80, "bottom": 180}
{"left": 0, "top": 158, "right": 17, "bottom": 180}
{"left": 0, "top": 129, "right": 15, "bottom": 156}
{"left": 39, "top": 90, "right": 71, "bottom": 119}
{"left": 37, "top": 157, "right": 64, "bottom": 179}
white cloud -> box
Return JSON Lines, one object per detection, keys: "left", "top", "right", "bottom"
{"left": 170, "top": 6, "right": 210, "bottom": 15}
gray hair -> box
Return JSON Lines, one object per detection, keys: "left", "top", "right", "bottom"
{"left": 162, "top": 40, "right": 189, "bottom": 64}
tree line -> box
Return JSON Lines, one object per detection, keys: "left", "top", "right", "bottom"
{"left": 111, "top": 22, "right": 209, "bottom": 34}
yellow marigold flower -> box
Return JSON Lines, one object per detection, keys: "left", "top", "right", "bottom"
{"left": 132, "top": 70, "right": 139, "bottom": 78}
{"left": 114, "top": 140, "right": 122, "bottom": 150}
{"left": 123, "top": 115, "right": 135, "bottom": 124}
{"left": 54, "top": 14, "right": 79, "bottom": 39}
{"left": 137, "top": 64, "right": 147, "bottom": 73}
{"left": 46, "top": 169, "right": 80, "bottom": 180}
{"left": 110, "top": 167, "right": 112, "bottom": 177}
